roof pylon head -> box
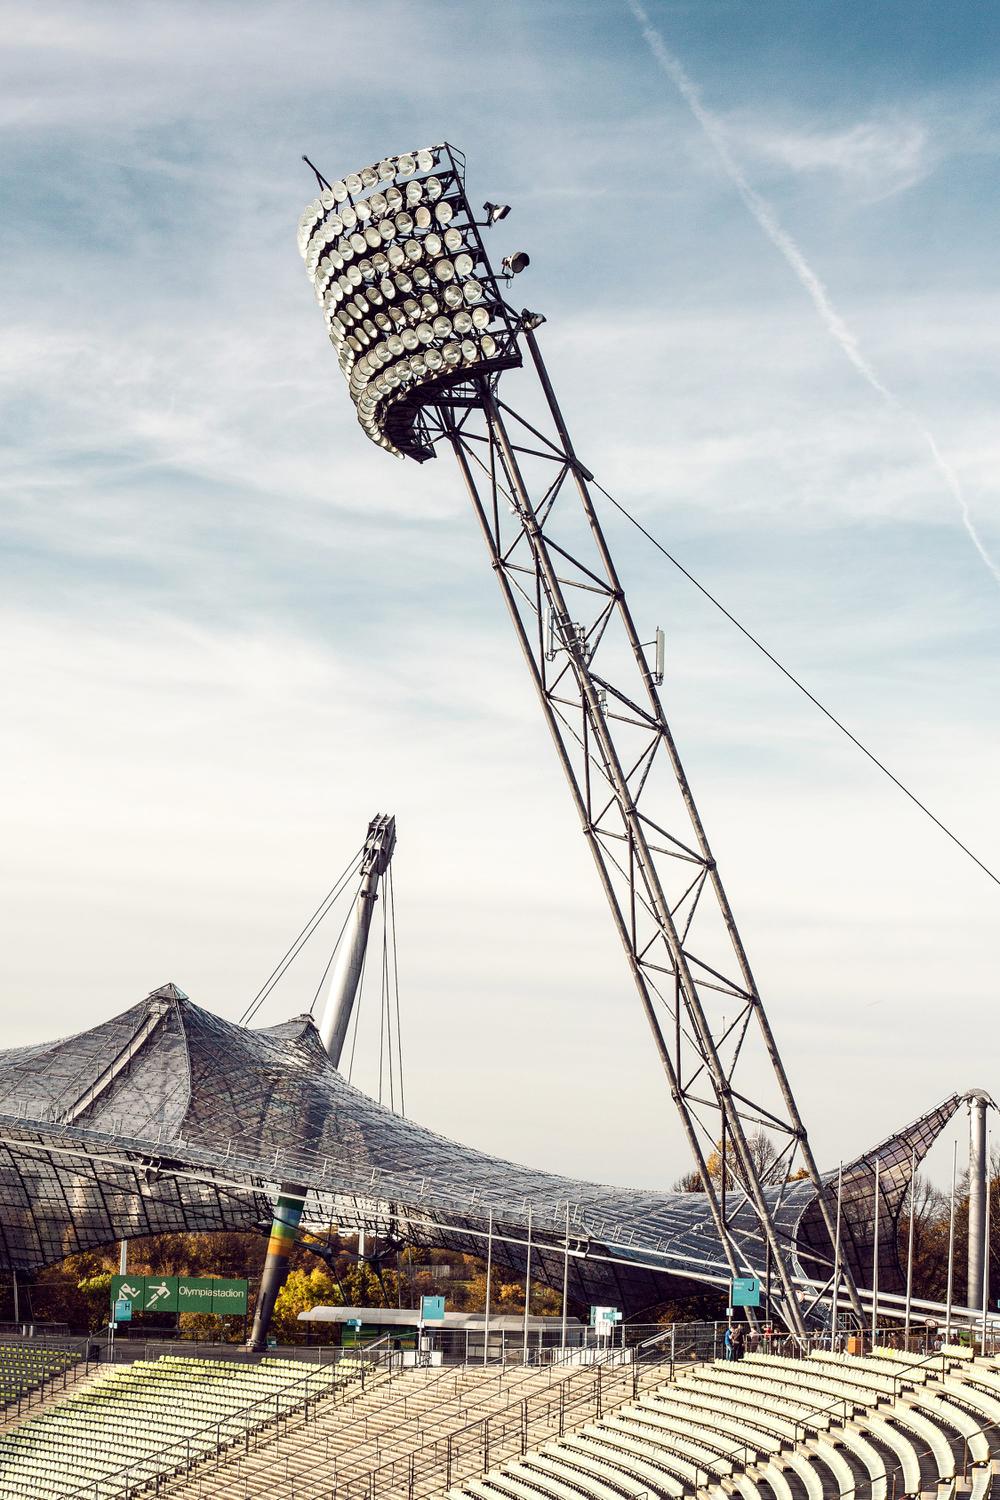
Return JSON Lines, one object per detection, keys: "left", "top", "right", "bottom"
{"left": 146, "top": 982, "right": 189, "bottom": 1002}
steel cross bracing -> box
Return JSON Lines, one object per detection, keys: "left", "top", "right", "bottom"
{"left": 418, "top": 335, "right": 862, "bottom": 1335}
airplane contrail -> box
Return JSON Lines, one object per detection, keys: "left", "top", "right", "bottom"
{"left": 627, "top": 0, "right": 1000, "bottom": 589}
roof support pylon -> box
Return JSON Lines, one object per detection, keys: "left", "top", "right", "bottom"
{"left": 317, "top": 814, "right": 397, "bottom": 1066}
{"left": 247, "top": 815, "right": 395, "bottom": 1353}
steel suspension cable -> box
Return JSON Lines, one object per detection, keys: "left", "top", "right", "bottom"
{"left": 346, "top": 937, "right": 369, "bottom": 1085}
{"left": 240, "top": 846, "right": 364, "bottom": 1025}
{"left": 388, "top": 864, "right": 405, "bottom": 1117}
{"left": 379, "top": 876, "right": 392, "bottom": 1110}
{"left": 307, "top": 899, "right": 362, "bottom": 1017}
{"left": 592, "top": 478, "right": 1000, "bottom": 891}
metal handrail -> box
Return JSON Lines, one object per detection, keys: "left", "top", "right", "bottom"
{"left": 192, "top": 1344, "right": 608, "bottom": 1494}
{"left": 332, "top": 1360, "right": 569, "bottom": 1470}
{"left": 0, "top": 1346, "right": 96, "bottom": 1425}
{"left": 324, "top": 1350, "right": 676, "bottom": 1499}
{"left": 746, "top": 1356, "right": 893, "bottom": 1422}
{"left": 636, "top": 1325, "right": 674, "bottom": 1349}
{"left": 791, "top": 1392, "right": 851, "bottom": 1443}
{"left": 819, "top": 1364, "right": 1000, "bottom": 1496}
{"left": 58, "top": 1350, "right": 394, "bottom": 1499}
{"left": 885, "top": 1343, "right": 956, "bottom": 1400}
{"left": 678, "top": 1356, "right": 1000, "bottom": 1500}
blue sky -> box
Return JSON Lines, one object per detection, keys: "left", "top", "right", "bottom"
{"left": 1, "top": 0, "right": 998, "bottom": 1189}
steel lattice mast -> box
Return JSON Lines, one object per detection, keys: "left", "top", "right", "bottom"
{"left": 297, "top": 143, "right": 862, "bottom": 1332}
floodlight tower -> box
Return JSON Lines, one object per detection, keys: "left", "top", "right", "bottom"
{"left": 296, "top": 144, "right": 863, "bottom": 1334}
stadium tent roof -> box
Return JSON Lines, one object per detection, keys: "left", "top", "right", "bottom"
{"left": 0, "top": 984, "right": 961, "bottom": 1317}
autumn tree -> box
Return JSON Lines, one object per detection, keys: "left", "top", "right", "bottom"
{"left": 673, "top": 1130, "right": 803, "bottom": 1192}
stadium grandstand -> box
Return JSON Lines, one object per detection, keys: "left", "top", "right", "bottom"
{"left": 441, "top": 1345, "right": 1000, "bottom": 1500}
{"left": 5, "top": 1336, "right": 1000, "bottom": 1497}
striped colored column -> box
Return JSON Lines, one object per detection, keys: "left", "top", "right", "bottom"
{"left": 246, "top": 1186, "right": 305, "bottom": 1351}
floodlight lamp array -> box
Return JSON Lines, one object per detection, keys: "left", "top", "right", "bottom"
{"left": 297, "top": 143, "right": 521, "bottom": 461}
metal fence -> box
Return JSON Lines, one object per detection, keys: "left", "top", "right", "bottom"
{"left": 103, "top": 1337, "right": 360, "bottom": 1367}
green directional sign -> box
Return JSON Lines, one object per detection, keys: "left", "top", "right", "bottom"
{"left": 144, "top": 1277, "right": 178, "bottom": 1313}
{"left": 178, "top": 1278, "right": 247, "bottom": 1314}
{"left": 111, "top": 1275, "right": 172, "bottom": 1313}
{"left": 110, "top": 1275, "right": 247, "bottom": 1316}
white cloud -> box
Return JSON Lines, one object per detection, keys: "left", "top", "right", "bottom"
{"left": 733, "top": 116, "right": 934, "bottom": 200}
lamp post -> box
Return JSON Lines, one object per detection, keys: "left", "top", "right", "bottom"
{"left": 871, "top": 1157, "right": 880, "bottom": 1347}
{"left": 483, "top": 1209, "right": 493, "bottom": 1367}
{"left": 522, "top": 1206, "right": 532, "bottom": 1365}
{"left": 945, "top": 1140, "right": 957, "bottom": 1345}
{"left": 830, "top": 1162, "right": 843, "bottom": 1346}
{"left": 904, "top": 1149, "right": 916, "bottom": 1349}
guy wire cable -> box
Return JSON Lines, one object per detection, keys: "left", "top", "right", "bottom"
{"left": 240, "top": 845, "right": 364, "bottom": 1025}
{"left": 592, "top": 477, "right": 1000, "bottom": 891}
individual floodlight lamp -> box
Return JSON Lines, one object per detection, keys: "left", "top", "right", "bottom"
{"left": 297, "top": 142, "right": 523, "bottom": 461}
{"left": 500, "top": 251, "right": 530, "bottom": 279}
{"left": 520, "top": 309, "right": 546, "bottom": 331}
{"left": 483, "top": 201, "right": 511, "bottom": 224}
